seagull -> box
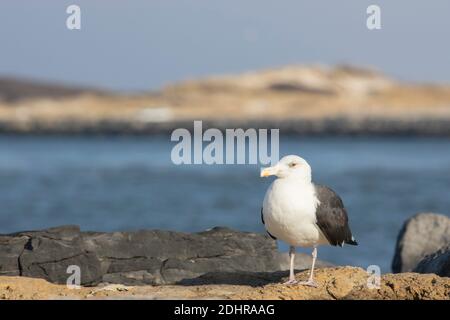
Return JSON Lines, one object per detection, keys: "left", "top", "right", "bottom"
{"left": 260, "top": 155, "right": 357, "bottom": 287}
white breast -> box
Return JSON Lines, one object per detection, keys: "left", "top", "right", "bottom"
{"left": 262, "top": 179, "right": 328, "bottom": 247}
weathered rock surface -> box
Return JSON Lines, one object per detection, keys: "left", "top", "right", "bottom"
{"left": 414, "top": 245, "right": 450, "bottom": 277}
{"left": 0, "top": 225, "right": 329, "bottom": 286}
{"left": 392, "top": 213, "right": 450, "bottom": 273}
{"left": 1, "top": 267, "right": 449, "bottom": 300}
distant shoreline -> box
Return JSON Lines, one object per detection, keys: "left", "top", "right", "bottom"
{"left": 1, "top": 118, "right": 450, "bottom": 137}
{"left": 2, "top": 65, "right": 450, "bottom": 137}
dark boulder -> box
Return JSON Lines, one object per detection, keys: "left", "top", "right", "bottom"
{"left": 392, "top": 213, "right": 450, "bottom": 273}
{"left": 0, "top": 225, "right": 330, "bottom": 286}
{"left": 0, "top": 235, "right": 29, "bottom": 276}
{"left": 14, "top": 226, "right": 103, "bottom": 285}
{"left": 414, "top": 245, "right": 450, "bottom": 277}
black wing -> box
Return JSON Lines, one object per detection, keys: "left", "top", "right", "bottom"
{"left": 261, "top": 207, "right": 277, "bottom": 240}
{"left": 314, "top": 185, "right": 357, "bottom": 247}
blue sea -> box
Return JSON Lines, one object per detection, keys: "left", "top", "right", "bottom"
{"left": 1, "top": 135, "right": 449, "bottom": 273}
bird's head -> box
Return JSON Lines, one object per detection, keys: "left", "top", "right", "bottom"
{"left": 260, "top": 155, "right": 312, "bottom": 181}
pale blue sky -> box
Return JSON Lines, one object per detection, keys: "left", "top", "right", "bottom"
{"left": 0, "top": 0, "right": 449, "bottom": 91}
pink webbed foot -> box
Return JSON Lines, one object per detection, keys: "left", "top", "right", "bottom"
{"left": 298, "top": 279, "right": 318, "bottom": 288}
{"left": 283, "top": 278, "right": 298, "bottom": 285}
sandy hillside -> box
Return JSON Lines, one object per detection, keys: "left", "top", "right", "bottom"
{"left": 1, "top": 65, "right": 450, "bottom": 132}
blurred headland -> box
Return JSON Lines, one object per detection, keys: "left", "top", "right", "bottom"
{"left": 1, "top": 64, "right": 450, "bottom": 135}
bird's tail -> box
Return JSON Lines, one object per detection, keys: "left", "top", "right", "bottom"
{"left": 346, "top": 236, "right": 358, "bottom": 246}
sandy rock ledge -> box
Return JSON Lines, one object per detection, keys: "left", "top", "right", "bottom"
{"left": 1, "top": 266, "right": 449, "bottom": 300}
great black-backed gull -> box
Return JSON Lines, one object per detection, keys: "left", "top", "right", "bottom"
{"left": 260, "top": 155, "right": 357, "bottom": 287}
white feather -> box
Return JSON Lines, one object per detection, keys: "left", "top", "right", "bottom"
{"left": 263, "top": 178, "right": 328, "bottom": 247}
{"left": 261, "top": 155, "right": 329, "bottom": 247}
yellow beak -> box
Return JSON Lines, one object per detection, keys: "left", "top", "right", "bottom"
{"left": 260, "top": 167, "right": 277, "bottom": 177}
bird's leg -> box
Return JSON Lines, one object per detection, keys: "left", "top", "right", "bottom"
{"left": 299, "top": 246, "right": 318, "bottom": 287}
{"left": 283, "top": 246, "right": 297, "bottom": 285}
{"left": 309, "top": 246, "right": 317, "bottom": 282}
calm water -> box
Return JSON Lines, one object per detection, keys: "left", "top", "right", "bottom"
{"left": 1, "top": 135, "right": 449, "bottom": 272}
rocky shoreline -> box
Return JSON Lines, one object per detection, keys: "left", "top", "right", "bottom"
{"left": 0, "top": 226, "right": 330, "bottom": 286}
{"left": 1, "top": 212, "right": 450, "bottom": 300}
{"left": 2, "top": 118, "right": 450, "bottom": 136}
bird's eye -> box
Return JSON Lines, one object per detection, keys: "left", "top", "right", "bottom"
{"left": 289, "top": 162, "right": 297, "bottom": 168}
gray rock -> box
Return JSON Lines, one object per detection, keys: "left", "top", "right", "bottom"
{"left": 414, "top": 245, "right": 450, "bottom": 277}
{"left": 0, "top": 235, "right": 29, "bottom": 276}
{"left": 392, "top": 213, "right": 450, "bottom": 273}
{"left": 0, "top": 225, "right": 331, "bottom": 286}
{"left": 15, "top": 226, "right": 103, "bottom": 285}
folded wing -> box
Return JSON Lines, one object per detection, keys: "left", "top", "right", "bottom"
{"left": 314, "top": 185, "right": 357, "bottom": 247}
